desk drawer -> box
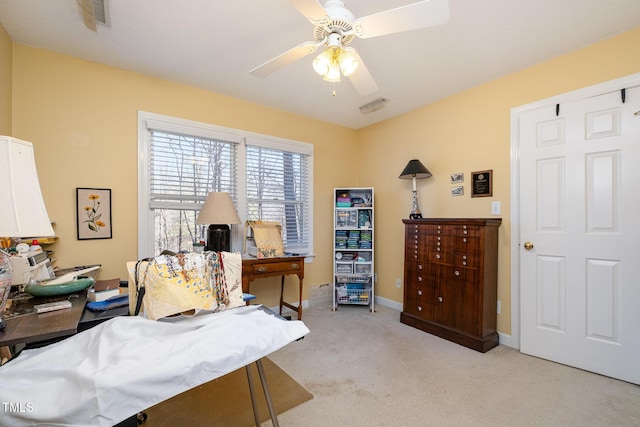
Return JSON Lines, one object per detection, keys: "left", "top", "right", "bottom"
{"left": 250, "top": 260, "right": 303, "bottom": 275}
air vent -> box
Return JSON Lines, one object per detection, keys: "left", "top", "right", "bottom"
{"left": 359, "top": 97, "right": 388, "bottom": 114}
{"left": 78, "top": 0, "right": 110, "bottom": 31}
{"left": 93, "top": 0, "right": 110, "bottom": 26}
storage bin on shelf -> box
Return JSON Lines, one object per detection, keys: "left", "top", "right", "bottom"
{"left": 335, "top": 275, "right": 371, "bottom": 305}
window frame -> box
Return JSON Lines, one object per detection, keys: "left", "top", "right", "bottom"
{"left": 137, "top": 111, "right": 314, "bottom": 259}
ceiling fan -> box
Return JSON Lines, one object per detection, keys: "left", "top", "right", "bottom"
{"left": 250, "top": 0, "right": 450, "bottom": 96}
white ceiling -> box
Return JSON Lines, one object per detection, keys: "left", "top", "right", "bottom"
{"left": 1, "top": 0, "right": 640, "bottom": 129}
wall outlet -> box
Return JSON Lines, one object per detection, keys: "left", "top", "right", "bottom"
{"left": 396, "top": 278, "right": 402, "bottom": 288}
{"left": 497, "top": 299, "right": 501, "bottom": 314}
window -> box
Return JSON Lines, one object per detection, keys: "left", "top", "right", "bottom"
{"left": 138, "top": 112, "right": 313, "bottom": 258}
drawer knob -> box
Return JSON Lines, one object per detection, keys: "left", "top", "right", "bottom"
{"left": 418, "top": 276, "right": 422, "bottom": 282}
{"left": 463, "top": 261, "right": 467, "bottom": 266}
{"left": 418, "top": 264, "right": 423, "bottom": 270}
{"left": 258, "top": 266, "right": 268, "bottom": 273}
{"left": 436, "top": 254, "right": 441, "bottom": 259}
{"left": 454, "top": 270, "right": 460, "bottom": 276}
{"left": 418, "top": 306, "right": 422, "bottom": 311}
{"left": 463, "top": 238, "right": 467, "bottom": 243}
{"left": 463, "top": 255, "right": 467, "bottom": 260}
{"left": 418, "top": 290, "right": 422, "bottom": 296}
{"left": 291, "top": 263, "right": 299, "bottom": 269}
{"left": 438, "top": 296, "right": 443, "bottom": 303}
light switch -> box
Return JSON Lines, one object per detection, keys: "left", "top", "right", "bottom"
{"left": 491, "top": 201, "right": 501, "bottom": 215}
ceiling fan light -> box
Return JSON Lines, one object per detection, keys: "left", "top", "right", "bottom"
{"left": 339, "top": 48, "right": 359, "bottom": 76}
{"left": 323, "top": 61, "right": 341, "bottom": 82}
{"left": 312, "top": 50, "right": 332, "bottom": 76}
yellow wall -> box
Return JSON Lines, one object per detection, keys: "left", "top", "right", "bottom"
{"left": 7, "top": 26, "right": 640, "bottom": 332}
{"left": 10, "top": 45, "right": 356, "bottom": 305}
{"left": 358, "top": 27, "right": 640, "bottom": 334}
{"left": 0, "top": 23, "right": 11, "bottom": 134}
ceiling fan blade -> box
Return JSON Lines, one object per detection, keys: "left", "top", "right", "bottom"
{"left": 250, "top": 41, "right": 322, "bottom": 78}
{"left": 289, "top": 0, "right": 328, "bottom": 24}
{"left": 347, "top": 51, "right": 378, "bottom": 96}
{"left": 353, "top": 0, "right": 449, "bottom": 39}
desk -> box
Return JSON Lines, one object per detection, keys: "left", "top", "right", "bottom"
{"left": 242, "top": 256, "right": 305, "bottom": 320}
{"left": 0, "top": 291, "right": 88, "bottom": 348}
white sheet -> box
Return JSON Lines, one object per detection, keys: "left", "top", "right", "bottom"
{"left": 0, "top": 305, "right": 309, "bottom": 426}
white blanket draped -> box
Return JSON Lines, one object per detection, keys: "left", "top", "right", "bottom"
{"left": 0, "top": 305, "right": 309, "bottom": 426}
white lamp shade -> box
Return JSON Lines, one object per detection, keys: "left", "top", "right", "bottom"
{"left": 0, "top": 136, "right": 55, "bottom": 238}
{"left": 195, "top": 192, "right": 241, "bottom": 225}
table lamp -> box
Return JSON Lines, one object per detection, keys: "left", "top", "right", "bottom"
{"left": 195, "top": 192, "right": 242, "bottom": 252}
{"left": 0, "top": 136, "right": 55, "bottom": 294}
{"left": 399, "top": 159, "right": 432, "bottom": 219}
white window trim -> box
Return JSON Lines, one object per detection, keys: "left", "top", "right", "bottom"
{"left": 137, "top": 111, "right": 314, "bottom": 260}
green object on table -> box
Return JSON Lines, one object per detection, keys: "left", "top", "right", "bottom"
{"left": 24, "top": 277, "right": 95, "bottom": 297}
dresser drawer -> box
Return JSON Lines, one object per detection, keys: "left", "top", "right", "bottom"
{"left": 453, "top": 252, "right": 479, "bottom": 268}
{"left": 425, "top": 224, "right": 453, "bottom": 236}
{"left": 249, "top": 260, "right": 302, "bottom": 276}
{"left": 453, "top": 225, "right": 480, "bottom": 237}
{"left": 454, "top": 236, "right": 480, "bottom": 254}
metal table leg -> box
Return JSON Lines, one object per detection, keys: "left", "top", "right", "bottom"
{"left": 246, "top": 358, "right": 279, "bottom": 427}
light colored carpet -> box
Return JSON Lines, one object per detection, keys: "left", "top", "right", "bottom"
{"left": 144, "top": 358, "right": 312, "bottom": 426}
{"left": 267, "top": 302, "right": 640, "bottom": 426}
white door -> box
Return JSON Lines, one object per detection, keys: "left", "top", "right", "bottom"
{"left": 518, "top": 86, "right": 640, "bottom": 385}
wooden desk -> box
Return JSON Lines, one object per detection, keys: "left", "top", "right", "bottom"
{"left": 242, "top": 256, "right": 304, "bottom": 320}
{"left": 0, "top": 291, "right": 88, "bottom": 348}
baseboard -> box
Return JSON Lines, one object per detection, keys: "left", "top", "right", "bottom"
{"left": 374, "top": 296, "right": 402, "bottom": 312}
{"left": 498, "top": 332, "right": 516, "bottom": 348}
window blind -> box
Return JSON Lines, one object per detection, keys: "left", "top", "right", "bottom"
{"left": 149, "top": 130, "right": 238, "bottom": 210}
{"left": 245, "top": 143, "right": 310, "bottom": 253}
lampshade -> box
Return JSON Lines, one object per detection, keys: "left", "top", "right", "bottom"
{"left": 0, "top": 136, "right": 55, "bottom": 238}
{"left": 399, "top": 159, "right": 432, "bottom": 180}
{"left": 196, "top": 192, "right": 241, "bottom": 226}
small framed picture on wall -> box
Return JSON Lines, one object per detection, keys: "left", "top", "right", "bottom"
{"left": 451, "top": 186, "right": 464, "bottom": 196}
{"left": 76, "top": 188, "right": 112, "bottom": 240}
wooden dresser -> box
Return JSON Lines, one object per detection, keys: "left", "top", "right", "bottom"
{"left": 401, "top": 218, "right": 501, "bottom": 352}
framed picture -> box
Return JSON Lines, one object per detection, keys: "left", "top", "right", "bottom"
{"left": 450, "top": 173, "right": 464, "bottom": 183}
{"left": 76, "top": 188, "right": 112, "bottom": 240}
{"left": 471, "top": 170, "right": 493, "bottom": 197}
{"left": 451, "top": 186, "right": 464, "bottom": 196}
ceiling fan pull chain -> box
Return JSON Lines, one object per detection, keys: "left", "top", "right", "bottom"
{"left": 332, "top": 82, "right": 337, "bottom": 97}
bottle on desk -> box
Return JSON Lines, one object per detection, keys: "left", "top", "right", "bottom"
{"left": 29, "top": 240, "right": 43, "bottom": 254}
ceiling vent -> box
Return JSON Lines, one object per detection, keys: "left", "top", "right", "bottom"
{"left": 93, "top": 0, "right": 110, "bottom": 26}
{"left": 359, "top": 97, "right": 388, "bottom": 114}
{"left": 78, "top": 0, "right": 110, "bottom": 31}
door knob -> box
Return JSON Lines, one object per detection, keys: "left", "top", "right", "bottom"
{"left": 523, "top": 241, "right": 534, "bottom": 250}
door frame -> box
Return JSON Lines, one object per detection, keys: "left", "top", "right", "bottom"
{"left": 509, "top": 72, "right": 640, "bottom": 349}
